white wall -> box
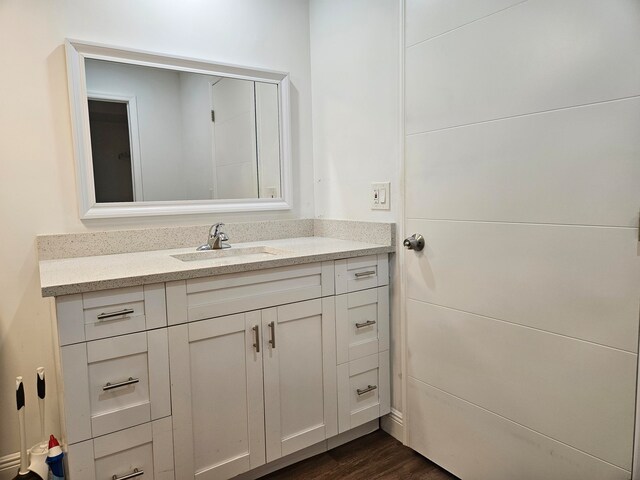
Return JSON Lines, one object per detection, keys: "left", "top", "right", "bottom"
{"left": 310, "top": 0, "right": 400, "bottom": 223}
{"left": 309, "top": 0, "right": 403, "bottom": 418}
{"left": 0, "top": 0, "right": 314, "bottom": 464}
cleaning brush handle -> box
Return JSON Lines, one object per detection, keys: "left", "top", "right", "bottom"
{"left": 16, "top": 376, "right": 29, "bottom": 475}
{"left": 37, "top": 367, "right": 46, "bottom": 445}
{"left": 37, "top": 368, "right": 45, "bottom": 399}
{"left": 16, "top": 377, "right": 25, "bottom": 411}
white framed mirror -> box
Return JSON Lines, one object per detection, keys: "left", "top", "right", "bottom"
{"left": 65, "top": 39, "right": 292, "bottom": 219}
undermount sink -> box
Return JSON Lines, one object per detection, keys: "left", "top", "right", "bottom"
{"left": 171, "top": 246, "right": 290, "bottom": 262}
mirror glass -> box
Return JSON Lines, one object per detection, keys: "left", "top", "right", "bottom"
{"left": 85, "top": 59, "right": 282, "bottom": 203}
{"left": 66, "top": 40, "right": 292, "bottom": 218}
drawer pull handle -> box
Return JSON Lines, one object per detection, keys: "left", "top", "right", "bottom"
{"left": 357, "top": 384, "right": 378, "bottom": 396}
{"left": 97, "top": 308, "right": 135, "bottom": 321}
{"left": 268, "top": 321, "right": 276, "bottom": 349}
{"left": 354, "top": 270, "right": 376, "bottom": 278}
{"left": 355, "top": 320, "right": 376, "bottom": 329}
{"left": 103, "top": 377, "right": 139, "bottom": 391}
{"left": 253, "top": 325, "right": 260, "bottom": 353}
{"left": 112, "top": 468, "right": 144, "bottom": 480}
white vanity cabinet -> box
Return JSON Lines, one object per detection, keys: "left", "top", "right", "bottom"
{"left": 53, "top": 254, "right": 390, "bottom": 480}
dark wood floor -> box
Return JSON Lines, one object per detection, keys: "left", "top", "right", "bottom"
{"left": 260, "top": 430, "right": 459, "bottom": 479}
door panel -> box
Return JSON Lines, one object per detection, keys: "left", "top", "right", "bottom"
{"left": 407, "top": 378, "right": 630, "bottom": 480}
{"left": 405, "top": 219, "right": 640, "bottom": 352}
{"left": 407, "top": 300, "right": 636, "bottom": 469}
{"left": 405, "top": 0, "right": 525, "bottom": 46}
{"left": 405, "top": 0, "right": 640, "bottom": 135}
{"left": 405, "top": 97, "right": 640, "bottom": 227}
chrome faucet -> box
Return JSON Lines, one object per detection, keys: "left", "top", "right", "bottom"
{"left": 197, "top": 222, "right": 230, "bottom": 250}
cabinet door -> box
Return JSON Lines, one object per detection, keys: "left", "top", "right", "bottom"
{"left": 169, "top": 312, "right": 265, "bottom": 480}
{"left": 262, "top": 298, "right": 337, "bottom": 462}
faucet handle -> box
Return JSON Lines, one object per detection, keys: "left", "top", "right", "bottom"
{"left": 210, "top": 222, "right": 225, "bottom": 237}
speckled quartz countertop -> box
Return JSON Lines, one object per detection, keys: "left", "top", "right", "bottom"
{"left": 39, "top": 235, "right": 395, "bottom": 297}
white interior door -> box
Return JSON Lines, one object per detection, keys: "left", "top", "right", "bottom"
{"left": 403, "top": 1, "right": 640, "bottom": 479}
{"left": 211, "top": 78, "right": 259, "bottom": 199}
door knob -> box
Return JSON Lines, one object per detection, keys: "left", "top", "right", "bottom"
{"left": 403, "top": 234, "right": 425, "bottom": 251}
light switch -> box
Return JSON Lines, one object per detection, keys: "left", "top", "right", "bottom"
{"left": 371, "top": 182, "right": 390, "bottom": 210}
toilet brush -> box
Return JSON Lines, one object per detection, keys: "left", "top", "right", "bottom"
{"left": 13, "top": 377, "right": 40, "bottom": 479}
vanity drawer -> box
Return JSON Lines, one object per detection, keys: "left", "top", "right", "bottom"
{"left": 67, "top": 418, "right": 175, "bottom": 480}
{"left": 60, "top": 330, "right": 171, "bottom": 444}
{"left": 56, "top": 284, "right": 167, "bottom": 346}
{"left": 337, "top": 352, "right": 390, "bottom": 434}
{"left": 166, "top": 262, "right": 334, "bottom": 325}
{"left": 335, "top": 254, "right": 388, "bottom": 294}
{"left": 336, "top": 286, "right": 389, "bottom": 364}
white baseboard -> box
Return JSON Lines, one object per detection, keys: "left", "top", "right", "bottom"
{"left": 0, "top": 452, "right": 20, "bottom": 480}
{"left": 381, "top": 408, "right": 404, "bottom": 442}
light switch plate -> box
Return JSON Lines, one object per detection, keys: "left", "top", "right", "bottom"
{"left": 371, "top": 182, "right": 390, "bottom": 210}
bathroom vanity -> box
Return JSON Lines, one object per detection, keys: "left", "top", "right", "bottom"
{"left": 38, "top": 221, "right": 394, "bottom": 480}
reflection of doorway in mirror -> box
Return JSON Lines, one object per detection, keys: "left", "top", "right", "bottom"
{"left": 255, "top": 82, "right": 281, "bottom": 198}
{"left": 87, "top": 94, "right": 143, "bottom": 202}
{"left": 211, "top": 78, "right": 259, "bottom": 199}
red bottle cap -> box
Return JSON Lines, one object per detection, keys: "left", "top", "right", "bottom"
{"left": 48, "top": 434, "right": 59, "bottom": 449}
